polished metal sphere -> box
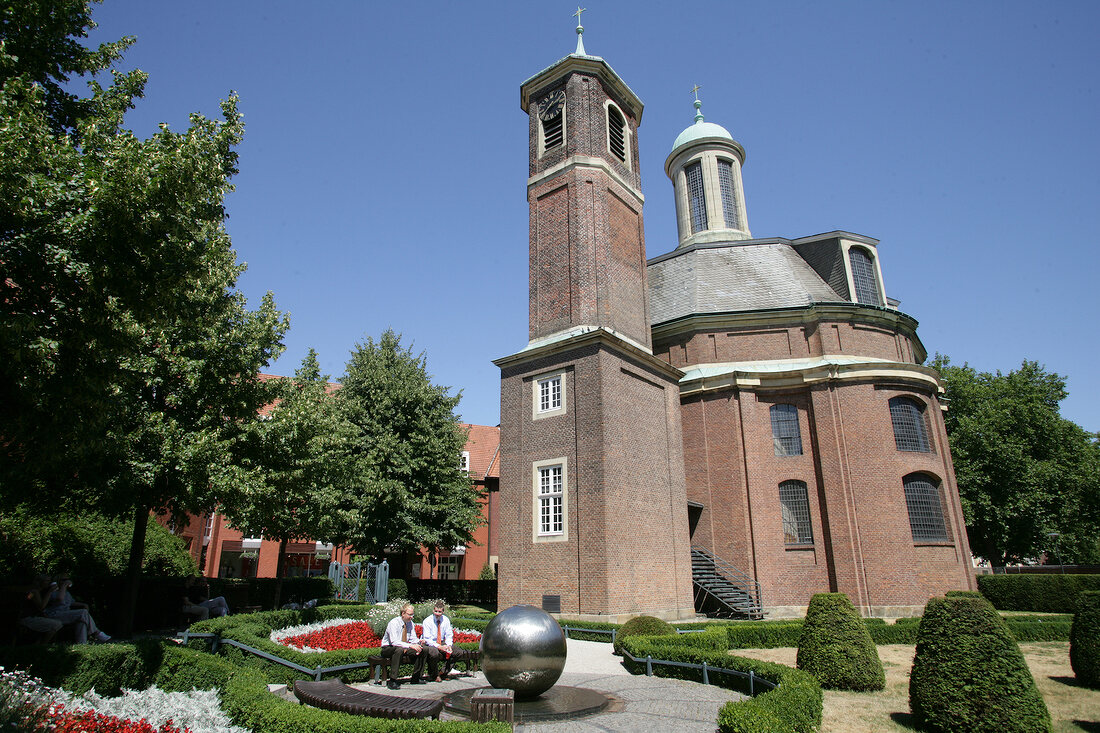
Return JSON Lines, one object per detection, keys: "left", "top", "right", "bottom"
{"left": 479, "top": 604, "right": 567, "bottom": 699}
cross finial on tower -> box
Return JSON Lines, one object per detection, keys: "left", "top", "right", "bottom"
{"left": 574, "top": 7, "right": 587, "bottom": 55}
{"left": 691, "top": 85, "right": 705, "bottom": 122}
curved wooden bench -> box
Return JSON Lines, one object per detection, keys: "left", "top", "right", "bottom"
{"left": 293, "top": 679, "right": 443, "bottom": 720}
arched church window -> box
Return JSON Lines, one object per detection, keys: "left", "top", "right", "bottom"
{"left": 686, "top": 161, "right": 707, "bottom": 233}
{"left": 889, "top": 397, "right": 932, "bottom": 452}
{"left": 717, "top": 159, "right": 741, "bottom": 230}
{"left": 779, "top": 480, "right": 813, "bottom": 545}
{"left": 770, "top": 404, "right": 803, "bottom": 456}
{"left": 903, "top": 473, "right": 950, "bottom": 542}
{"left": 607, "top": 104, "right": 627, "bottom": 163}
{"left": 849, "top": 247, "right": 881, "bottom": 305}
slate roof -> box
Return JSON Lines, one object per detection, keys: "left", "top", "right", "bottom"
{"left": 647, "top": 240, "right": 845, "bottom": 325}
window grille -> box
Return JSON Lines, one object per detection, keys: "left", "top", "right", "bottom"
{"left": 904, "top": 474, "right": 950, "bottom": 542}
{"left": 543, "top": 114, "right": 563, "bottom": 150}
{"left": 607, "top": 105, "right": 626, "bottom": 162}
{"left": 779, "top": 480, "right": 813, "bottom": 545}
{"left": 849, "top": 248, "right": 881, "bottom": 305}
{"left": 770, "top": 404, "right": 803, "bottom": 456}
{"left": 538, "top": 465, "right": 563, "bottom": 535}
{"left": 717, "top": 159, "right": 740, "bottom": 229}
{"left": 890, "top": 397, "right": 931, "bottom": 452}
{"left": 686, "top": 162, "right": 707, "bottom": 233}
{"left": 539, "top": 375, "right": 562, "bottom": 412}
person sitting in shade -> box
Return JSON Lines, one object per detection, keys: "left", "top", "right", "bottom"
{"left": 19, "top": 574, "right": 63, "bottom": 643}
{"left": 379, "top": 603, "right": 428, "bottom": 689}
{"left": 42, "top": 573, "right": 110, "bottom": 643}
{"left": 181, "top": 576, "right": 230, "bottom": 620}
{"left": 420, "top": 601, "right": 454, "bottom": 682}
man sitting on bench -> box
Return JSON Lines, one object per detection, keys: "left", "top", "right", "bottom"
{"left": 379, "top": 603, "right": 427, "bottom": 689}
{"left": 420, "top": 601, "right": 454, "bottom": 681}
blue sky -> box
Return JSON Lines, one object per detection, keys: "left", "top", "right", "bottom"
{"left": 84, "top": 1, "right": 1099, "bottom": 433}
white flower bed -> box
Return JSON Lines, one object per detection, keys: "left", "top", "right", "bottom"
{"left": 0, "top": 666, "right": 245, "bottom": 733}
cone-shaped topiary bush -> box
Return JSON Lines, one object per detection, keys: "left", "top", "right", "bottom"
{"left": 613, "top": 614, "right": 676, "bottom": 654}
{"left": 910, "top": 595, "right": 1051, "bottom": 733}
{"left": 1070, "top": 590, "right": 1100, "bottom": 688}
{"left": 795, "top": 592, "right": 885, "bottom": 691}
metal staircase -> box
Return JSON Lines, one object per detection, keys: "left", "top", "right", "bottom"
{"left": 691, "top": 546, "right": 764, "bottom": 619}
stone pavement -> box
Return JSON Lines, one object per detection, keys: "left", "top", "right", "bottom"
{"left": 333, "top": 638, "right": 745, "bottom": 733}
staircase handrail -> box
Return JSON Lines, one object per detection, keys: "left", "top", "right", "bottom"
{"left": 691, "top": 545, "right": 763, "bottom": 617}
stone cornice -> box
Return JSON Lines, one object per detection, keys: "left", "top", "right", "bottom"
{"left": 528, "top": 155, "right": 644, "bottom": 205}
{"left": 493, "top": 326, "right": 684, "bottom": 382}
{"left": 521, "top": 54, "right": 644, "bottom": 122}
{"left": 678, "top": 356, "right": 944, "bottom": 397}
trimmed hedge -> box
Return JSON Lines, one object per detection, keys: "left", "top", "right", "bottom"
{"left": 613, "top": 615, "right": 676, "bottom": 654}
{"left": 796, "top": 593, "right": 884, "bottom": 691}
{"left": 1, "top": 641, "right": 507, "bottom": 733}
{"left": 977, "top": 573, "right": 1100, "bottom": 613}
{"left": 909, "top": 596, "right": 1051, "bottom": 733}
{"left": 619, "top": 630, "right": 822, "bottom": 733}
{"left": 407, "top": 579, "right": 496, "bottom": 606}
{"left": 1070, "top": 590, "right": 1100, "bottom": 688}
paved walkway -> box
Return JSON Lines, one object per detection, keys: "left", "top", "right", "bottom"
{"left": 333, "top": 639, "right": 745, "bottom": 733}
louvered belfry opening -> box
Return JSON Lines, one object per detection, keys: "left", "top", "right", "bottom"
{"left": 607, "top": 104, "right": 626, "bottom": 162}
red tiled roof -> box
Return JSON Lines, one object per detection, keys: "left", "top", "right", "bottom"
{"left": 461, "top": 423, "right": 500, "bottom": 480}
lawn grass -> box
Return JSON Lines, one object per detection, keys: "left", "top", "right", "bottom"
{"left": 732, "top": 643, "right": 1100, "bottom": 733}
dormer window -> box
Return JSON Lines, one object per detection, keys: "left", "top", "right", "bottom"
{"left": 849, "top": 247, "right": 881, "bottom": 305}
{"left": 686, "top": 161, "right": 707, "bottom": 233}
{"left": 607, "top": 103, "right": 627, "bottom": 163}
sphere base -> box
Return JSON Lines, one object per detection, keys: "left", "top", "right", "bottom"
{"left": 442, "top": 685, "right": 614, "bottom": 722}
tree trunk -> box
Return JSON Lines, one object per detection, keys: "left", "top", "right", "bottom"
{"left": 273, "top": 538, "right": 288, "bottom": 609}
{"left": 121, "top": 503, "right": 150, "bottom": 638}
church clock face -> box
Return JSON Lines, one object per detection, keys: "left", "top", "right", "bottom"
{"left": 538, "top": 90, "right": 566, "bottom": 121}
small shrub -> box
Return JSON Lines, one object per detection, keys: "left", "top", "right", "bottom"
{"left": 796, "top": 593, "right": 884, "bottom": 691}
{"left": 388, "top": 578, "right": 408, "bottom": 601}
{"left": 909, "top": 595, "right": 1051, "bottom": 733}
{"left": 612, "top": 615, "right": 675, "bottom": 654}
{"left": 1070, "top": 590, "right": 1100, "bottom": 688}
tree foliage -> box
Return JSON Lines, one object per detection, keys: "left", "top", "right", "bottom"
{"left": 932, "top": 356, "right": 1100, "bottom": 565}
{"left": 0, "top": 506, "right": 197, "bottom": 580}
{"left": 222, "top": 351, "right": 352, "bottom": 606}
{"left": 336, "top": 330, "right": 482, "bottom": 559}
{"left": 1, "top": 1, "right": 287, "bottom": 631}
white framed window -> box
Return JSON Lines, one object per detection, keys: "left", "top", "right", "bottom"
{"left": 532, "top": 371, "right": 566, "bottom": 420}
{"left": 460, "top": 451, "right": 470, "bottom": 473}
{"left": 532, "top": 457, "right": 568, "bottom": 542}
{"left": 848, "top": 247, "right": 882, "bottom": 306}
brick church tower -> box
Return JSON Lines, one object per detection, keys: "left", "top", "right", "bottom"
{"left": 494, "top": 23, "right": 696, "bottom": 621}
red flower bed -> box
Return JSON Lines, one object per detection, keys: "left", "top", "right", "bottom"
{"left": 39, "top": 706, "right": 189, "bottom": 733}
{"left": 282, "top": 621, "right": 382, "bottom": 651}
{"left": 280, "top": 621, "right": 481, "bottom": 651}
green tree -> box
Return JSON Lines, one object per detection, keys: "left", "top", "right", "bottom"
{"left": 932, "top": 356, "right": 1100, "bottom": 565}
{"left": 336, "top": 330, "right": 482, "bottom": 560}
{"left": 222, "top": 351, "right": 352, "bottom": 608}
{"left": 0, "top": 1, "right": 288, "bottom": 633}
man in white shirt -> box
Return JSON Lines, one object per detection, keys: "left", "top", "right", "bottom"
{"left": 420, "top": 601, "right": 453, "bottom": 682}
{"left": 379, "top": 603, "right": 427, "bottom": 689}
